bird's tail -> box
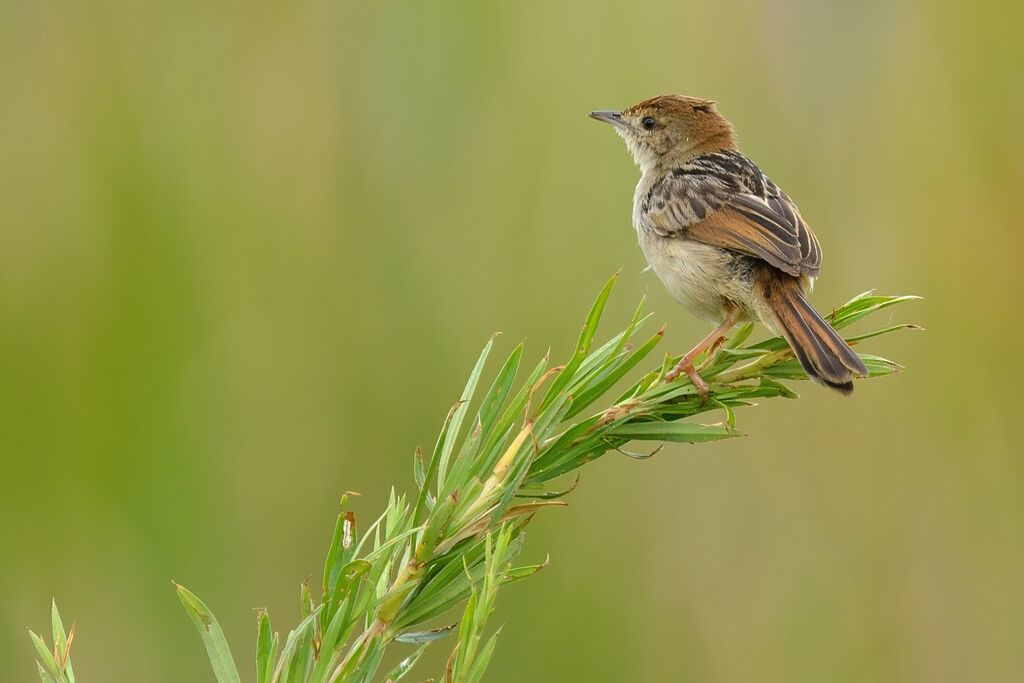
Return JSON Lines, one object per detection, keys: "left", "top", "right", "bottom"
{"left": 759, "top": 276, "right": 868, "bottom": 395}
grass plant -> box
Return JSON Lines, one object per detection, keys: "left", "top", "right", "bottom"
{"left": 30, "top": 275, "right": 918, "bottom": 682}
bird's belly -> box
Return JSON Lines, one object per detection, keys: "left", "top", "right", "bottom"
{"left": 638, "top": 232, "right": 753, "bottom": 323}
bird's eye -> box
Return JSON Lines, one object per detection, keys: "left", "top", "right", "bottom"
{"left": 642, "top": 116, "right": 656, "bottom": 130}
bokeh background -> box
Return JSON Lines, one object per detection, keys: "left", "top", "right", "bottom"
{"left": 2, "top": 1, "right": 1022, "bottom": 680}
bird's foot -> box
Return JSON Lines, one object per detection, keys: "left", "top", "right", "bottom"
{"left": 663, "top": 361, "right": 710, "bottom": 402}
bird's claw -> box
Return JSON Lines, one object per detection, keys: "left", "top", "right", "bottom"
{"left": 688, "top": 367, "right": 710, "bottom": 403}
{"left": 664, "top": 362, "right": 710, "bottom": 403}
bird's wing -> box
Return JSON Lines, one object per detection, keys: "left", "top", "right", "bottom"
{"left": 639, "top": 154, "right": 822, "bottom": 277}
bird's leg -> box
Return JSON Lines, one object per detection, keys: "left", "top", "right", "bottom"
{"left": 697, "top": 334, "right": 731, "bottom": 371}
{"left": 663, "top": 311, "right": 740, "bottom": 401}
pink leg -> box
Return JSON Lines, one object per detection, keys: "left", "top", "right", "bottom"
{"left": 663, "top": 310, "right": 740, "bottom": 400}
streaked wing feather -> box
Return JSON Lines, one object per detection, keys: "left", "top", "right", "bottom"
{"left": 687, "top": 209, "right": 806, "bottom": 276}
{"left": 640, "top": 153, "right": 822, "bottom": 277}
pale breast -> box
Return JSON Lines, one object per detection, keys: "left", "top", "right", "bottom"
{"left": 637, "top": 230, "right": 748, "bottom": 323}
{"left": 632, "top": 172, "right": 763, "bottom": 324}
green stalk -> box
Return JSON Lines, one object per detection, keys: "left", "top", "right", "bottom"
{"left": 31, "top": 279, "right": 918, "bottom": 683}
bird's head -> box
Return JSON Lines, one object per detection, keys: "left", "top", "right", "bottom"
{"left": 589, "top": 94, "right": 737, "bottom": 172}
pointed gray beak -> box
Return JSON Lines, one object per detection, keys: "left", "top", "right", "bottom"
{"left": 588, "top": 110, "right": 627, "bottom": 129}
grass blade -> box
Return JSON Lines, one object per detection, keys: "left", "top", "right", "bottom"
{"left": 256, "top": 609, "right": 274, "bottom": 683}
{"left": 438, "top": 336, "right": 496, "bottom": 490}
{"left": 383, "top": 643, "right": 431, "bottom": 681}
{"left": 606, "top": 421, "right": 739, "bottom": 443}
{"left": 175, "top": 584, "right": 242, "bottom": 683}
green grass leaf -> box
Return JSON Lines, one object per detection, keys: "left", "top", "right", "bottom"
{"left": 438, "top": 336, "right": 496, "bottom": 490}
{"left": 607, "top": 421, "right": 739, "bottom": 443}
{"left": 475, "top": 343, "right": 524, "bottom": 445}
{"left": 395, "top": 622, "right": 458, "bottom": 644}
{"left": 323, "top": 493, "right": 357, "bottom": 600}
{"left": 463, "top": 629, "right": 501, "bottom": 683}
{"left": 540, "top": 272, "right": 618, "bottom": 411}
{"left": 270, "top": 606, "right": 322, "bottom": 683}
{"left": 49, "top": 601, "right": 74, "bottom": 683}
{"left": 175, "top": 584, "right": 242, "bottom": 683}
{"left": 36, "top": 661, "right": 60, "bottom": 683}
{"left": 830, "top": 293, "right": 921, "bottom": 329}
{"left": 256, "top": 609, "right": 275, "bottom": 683}
{"left": 565, "top": 326, "right": 664, "bottom": 419}
{"left": 383, "top": 643, "right": 431, "bottom": 681}
{"left": 29, "top": 630, "right": 61, "bottom": 680}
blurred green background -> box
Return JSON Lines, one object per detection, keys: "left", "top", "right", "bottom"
{"left": 2, "top": 0, "right": 1022, "bottom": 680}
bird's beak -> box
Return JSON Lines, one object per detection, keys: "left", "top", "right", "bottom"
{"left": 588, "top": 110, "right": 627, "bottom": 129}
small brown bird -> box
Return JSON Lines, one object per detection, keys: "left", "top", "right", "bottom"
{"left": 590, "top": 94, "right": 866, "bottom": 397}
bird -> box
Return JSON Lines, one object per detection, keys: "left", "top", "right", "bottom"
{"left": 589, "top": 94, "right": 867, "bottom": 398}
